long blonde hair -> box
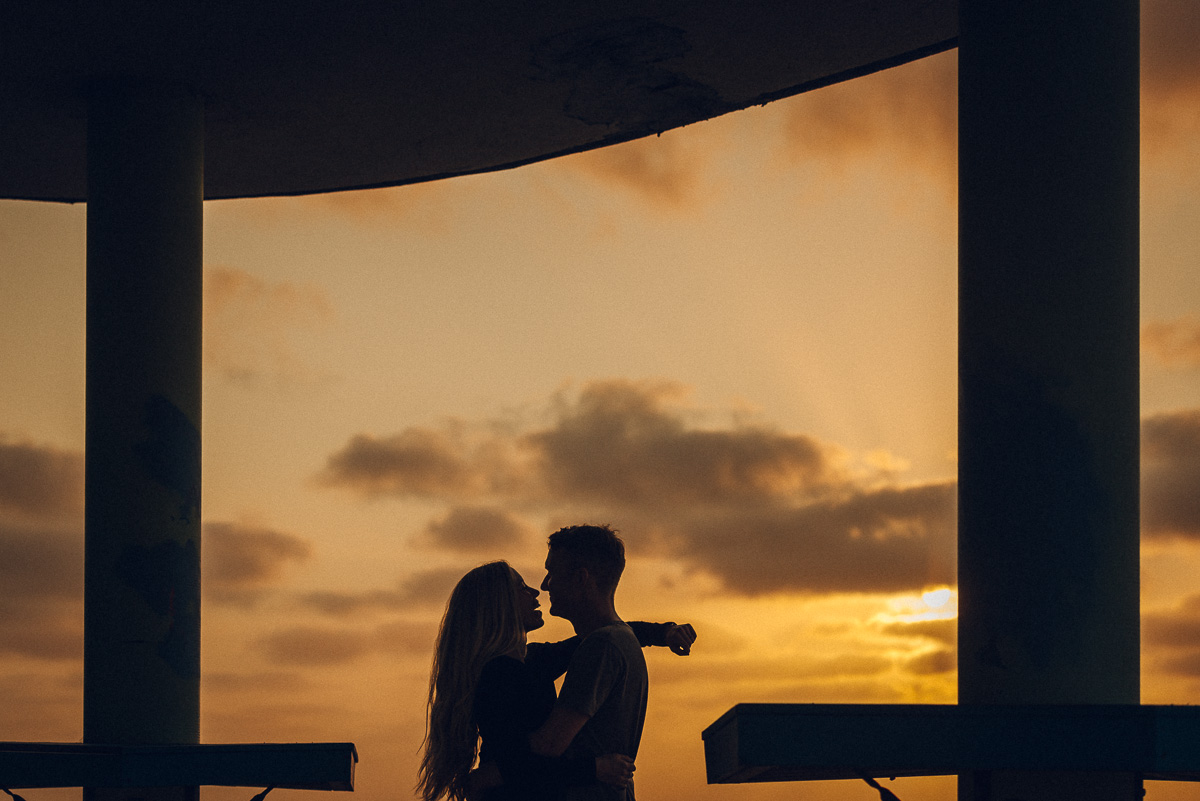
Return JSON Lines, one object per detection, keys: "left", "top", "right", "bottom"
{"left": 417, "top": 561, "right": 526, "bottom": 801}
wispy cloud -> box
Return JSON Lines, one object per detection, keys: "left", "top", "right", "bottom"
{"left": 878, "top": 617, "right": 957, "bottom": 647}
{"left": 257, "top": 626, "right": 374, "bottom": 667}
{"left": 421, "top": 506, "right": 533, "bottom": 552}
{"left": 556, "top": 0, "right": 1197, "bottom": 211}
{"left": 0, "top": 437, "right": 83, "bottom": 520}
{"left": 1143, "top": 409, "right": 1200, "bottom": 539}
{"left": 203, "top": 521, "right": 314, "bottom": 607}
{"left": 558, "top": 133, "right": 717, "bottom": 209}
{"left": 318, "top": 425, "right": 534, "bottom": 500}
{"left": 298, "top": 567, "right": 465, "bottom": 617}
{"left": 1142, "top": 0, "right": 1200, "bottom": 155}
{"left": 779, "top": 50, "right": 957, "bottom": 183}
{"left": 204, "top": 266, "right": 335, "bottom": 387}
{"left": 1143, "top": 318, "right": 1200, "bottom": 368}
{"left": 256, "top": 619, "right": 436, "bottom": 667}
{"left": 1145, "top": 594, "right": 1200, "bottom": 677}
{"left": 0, "top": 523, "right": 83, "bottom": 661}
{"left": 0, "top": 438, "right": 86, "bottom": 661}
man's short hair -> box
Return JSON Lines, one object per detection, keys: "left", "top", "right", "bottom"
{"left": 548, "top": 524, "right": 626, "bottom": 593}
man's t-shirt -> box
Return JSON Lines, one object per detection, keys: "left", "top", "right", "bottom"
{"left": 557, "top": 622, "right": 648, "bottom": 801}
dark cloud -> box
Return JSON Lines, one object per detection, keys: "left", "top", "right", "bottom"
{"left": 376, "top": 620, "right": 439, "bottom": 656}
{"left": 422, "top": 506, "right": 532, "bottom": 552}
{"left": 904, "top": 648, "right": 955, "bottom": 675}
{"left": 528, "top": 381, "right": 840, "bottom": 509}
{"left": 1142, "top": 318, "right": 1200, "bottom": 369}
{"left": 258, "top": 626, "right": 374, "bottom": 667}
{"left": 1144, "top": 595, "right": 1200, "bottom": 677}
{"left": 322, "top": 380, "right": 841, "bottom": 508}
{"left": 878, "top": 618, "right": 957, "bottom": 647}
{"left": 1155, "top": 651, "right": 1200, "bottom": 678}
{"left": 203, "top": 521, "right": 313, "bottom": 607}
{"left": 1143, "top": 0, "right": 1200, "bottom": 94}
{"left": 675, "top": 482, "right": 957, "bottom": 595}
{"left": 0, "top": 437, "right": 83, "bottom": 520}
{"left": 1142, "top": 0, "right": 1200, "bottom": 153}
{"left": 319, "top": 428, "right": 526, "bottom": 499}
{"left": 299, "top": 567, "right": 465, "bottom": 617}
{"left": 1142, "top": 409, "right": 1200, "bottom": 539}
{"left": 300, "top": 587, "right": 410, "bottom": 617}
{"left": 322, "top": 380, "right": 956, "bottom": 595}
{"left": 652, "top": 653, "right": 893, "bottom": 693}
{"left": 0, "top": 524, "right": 83, "bottom": 661}
{"left": 0, "top": 523, "right": 81, "bottom": 601}
{"left": 1144, "top": 595, "right": 1200, "bottom": 648}
{"left": 0, "top": 518, "right": 317, "bottom": 659}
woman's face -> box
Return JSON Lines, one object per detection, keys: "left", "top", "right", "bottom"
{"left": 511, "top": 569, "right": 544, "bottom": 633}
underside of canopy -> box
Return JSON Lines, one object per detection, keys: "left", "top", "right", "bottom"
{"left": 0, "top": 0, "right": 956, "bottom": 202}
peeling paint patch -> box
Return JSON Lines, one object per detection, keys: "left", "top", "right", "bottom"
{"left": 532, "top": 17, "right": 735, "bottom": 130}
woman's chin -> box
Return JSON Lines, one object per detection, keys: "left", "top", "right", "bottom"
{"left": 526, "top": 613, "right": 545, "bottom": 631}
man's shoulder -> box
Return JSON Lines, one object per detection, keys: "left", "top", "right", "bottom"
{"left": 572, "top": 623, "right": 645, "bottom": 671}
{"left": 580, "top": 622, "right": 641, "bottom": 651}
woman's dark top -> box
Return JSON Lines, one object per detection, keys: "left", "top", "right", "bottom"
{"left": 473, "top": 622, "right": 672, "bottom": 801}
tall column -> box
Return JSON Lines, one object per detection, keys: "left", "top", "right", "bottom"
{"left": 957, "top": 1, "right": 1140, "bottom": 799}
{"left": 84, "top": 78, "right": 203, "bottom": 764}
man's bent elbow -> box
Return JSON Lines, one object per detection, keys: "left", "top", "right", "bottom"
{"left": 529, "top": 729, "right": 565, "bottom": 758}
{"left": 529, "top": 707, "right": 589, "bottom": 757}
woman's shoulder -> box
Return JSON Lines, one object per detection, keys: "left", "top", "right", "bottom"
{"left": 479, "top": 654, "right": 525, "bottom": 684}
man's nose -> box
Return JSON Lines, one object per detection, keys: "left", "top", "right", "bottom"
{"left": 540, "top": 575, "right": 549, "bottom": 591}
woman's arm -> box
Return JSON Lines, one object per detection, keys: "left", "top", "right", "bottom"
{"left": 527, "top": 622, "right": 696, "bottom": 681}
{"left": 473, "top": 657, "right": 597, "bottom": 796}
{"left": 525, "top": 635, "right": 581, "bottom": 681}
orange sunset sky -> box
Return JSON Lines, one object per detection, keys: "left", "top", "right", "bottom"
{"left": 3, "top": 4, "right": 1200, "bottom": 801}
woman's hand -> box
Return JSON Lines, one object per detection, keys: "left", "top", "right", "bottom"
{"left": 595, "top": 753, "right": 635, "bottom": 788}
{"left": 465, "top": 762, "right": 502, "bottom": 800}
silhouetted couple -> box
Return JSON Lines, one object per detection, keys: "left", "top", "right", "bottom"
{"left": 418, "top": 524, "right": 696, "bottom": 801}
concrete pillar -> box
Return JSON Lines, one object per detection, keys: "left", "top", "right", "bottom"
{"left": 84, "top": 78, "right": 203, "bottom": 762}
{"left": 957, "top": 0, "right": 1140, "bottom": 798}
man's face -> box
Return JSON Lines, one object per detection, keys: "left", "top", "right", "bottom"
{"left": 541, "top": 548, "right": 584, "bottom": 620}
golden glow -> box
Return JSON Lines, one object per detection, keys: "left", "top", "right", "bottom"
{"left": 923, "top": 587, "right": 953, "bottom": 609}
{"left": 2, "top": 29, "right": 1200, "bottom": 801}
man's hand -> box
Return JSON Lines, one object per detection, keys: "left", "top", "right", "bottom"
{"left": 664, "top": 623, "right": 696, "bottom": 656}
{"left": 596, "top": 754, "right": 635, "bottom": 788}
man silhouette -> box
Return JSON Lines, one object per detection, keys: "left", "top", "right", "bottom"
{"left": 529, "top": 524, "right": 693, "bottom": 801}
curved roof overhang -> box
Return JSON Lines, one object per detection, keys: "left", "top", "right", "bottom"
{"left": 0, "top": 1, "right": 956, "bottom": 202}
